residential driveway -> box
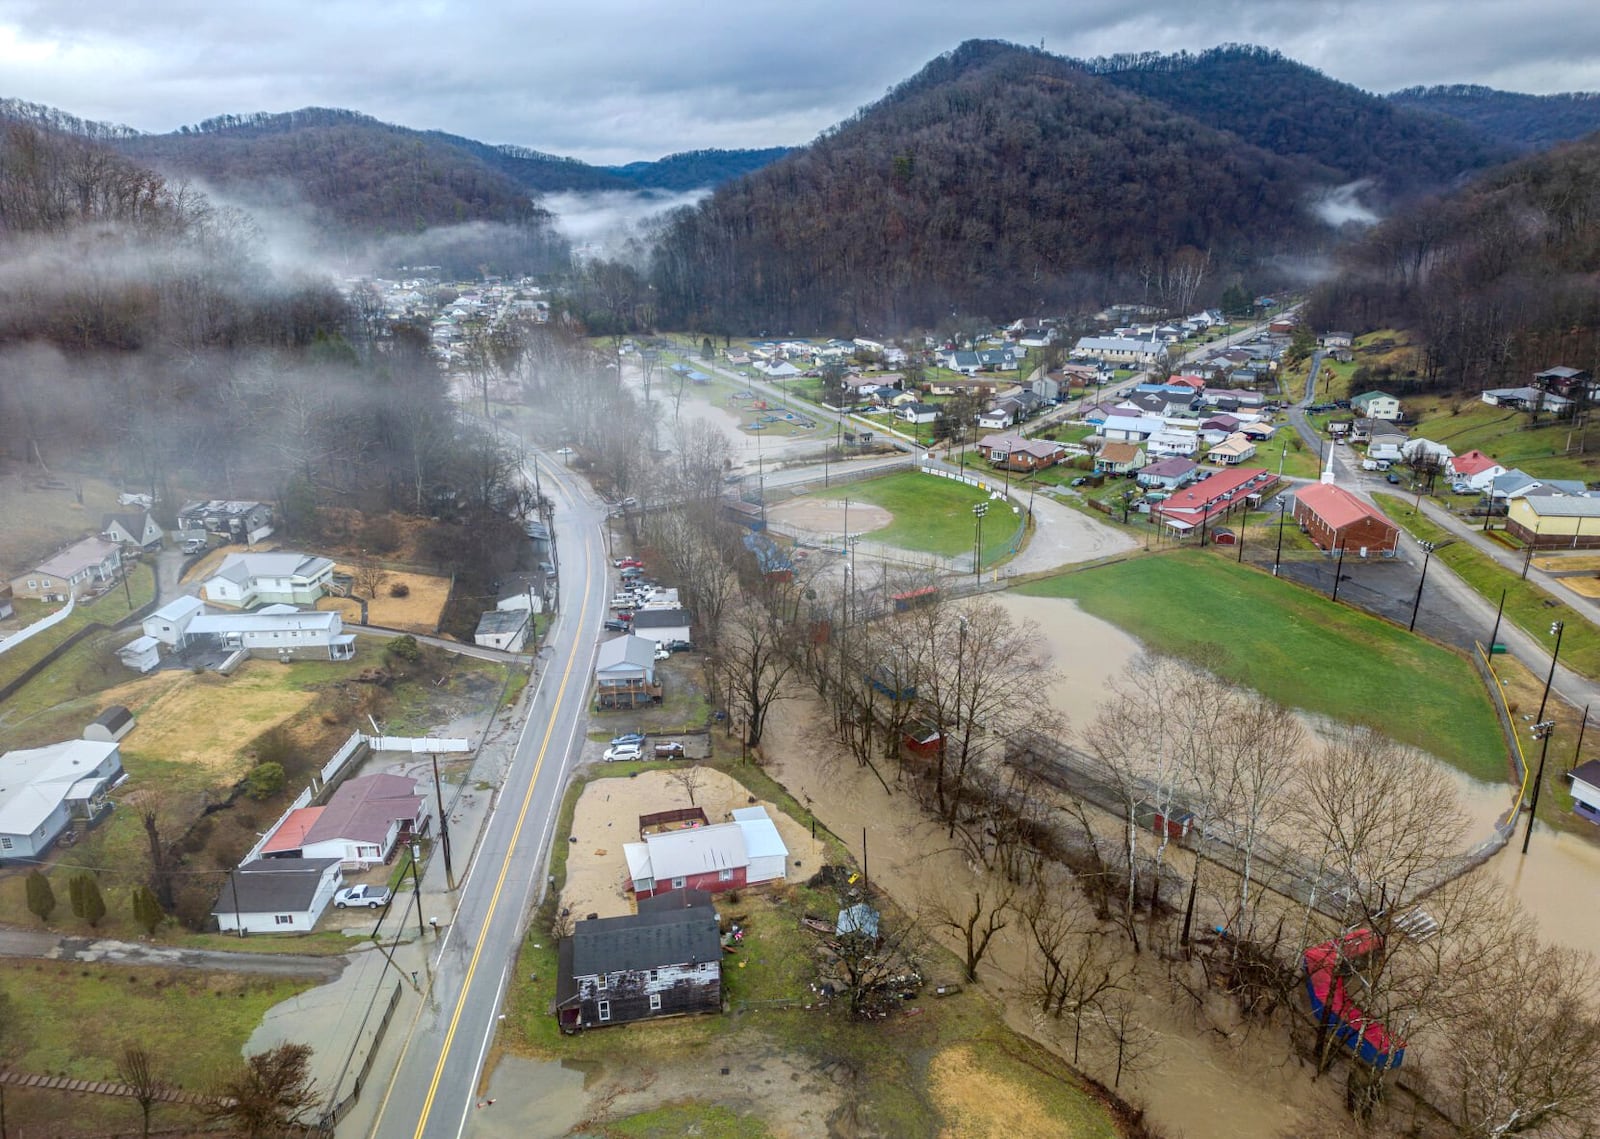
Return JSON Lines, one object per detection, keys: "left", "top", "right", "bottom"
{"left": 0, "top": 927, "right": 348, "bottom": 979}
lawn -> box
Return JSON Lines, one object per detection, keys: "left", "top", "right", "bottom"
{"left": 1407, "top": 397, "right": 1600, "bottom": 482}
{"left": 809, "top": 470, "right": 1021, "bottom": 564}
{"left": 0, "top": 958, "right": 314, "bottom": 1088}
{"left": 1254, "top": 432, "right": 1323, "bottom": 479}
{"left": 1017, "top": 549, "right": 1508, "bottom": 779}
{"left": 0, "top": 563, "right": 155, "bottom": 693}
{"left": 1374, "top": 493, "right": 1600, "bottom": 681}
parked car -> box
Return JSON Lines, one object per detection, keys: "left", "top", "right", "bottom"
{"left": 616, "top": 612, "right": 633, "bottom": 624}
{"left": 620, "top": 567, "right": 644, "bottom": 579}
{"left": 653, "top": 742, "right": 686, "bottom": 759}
{"left": 666, "top": 640, "right": 694, "bottom": 653}
{"left": 334, "top": 885, "right": 391, "bottom": 910}
{"left": 615, "top": 557, "right": 644, "bottom": 569}
{"left": 1386, "top": 472, "right": 1402, "bottom": 484}
{"left": 1070, "top": 477, "right": 1087, "bottom": 487}
{"left": 603, "top": 619, "right": 628, "bottom": 632}
{"left": 610, "top": 732, "right": 645, "bottom": 747}
{"left": 604, "top": 742, "right": 644, "bottom": 762}
{"left": 609, "top": 597, "right": 637, "bottom": 611}
{"left": 654, "top": 646, "right": 671, "bottom": 661}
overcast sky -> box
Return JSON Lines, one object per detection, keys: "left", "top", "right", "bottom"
{"left": 2, "top": 1, "right": 1598, "bottom": 164}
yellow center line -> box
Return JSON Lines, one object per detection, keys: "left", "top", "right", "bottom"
{"left": 407, "top": 523, "right": 596, "bottom": 1138}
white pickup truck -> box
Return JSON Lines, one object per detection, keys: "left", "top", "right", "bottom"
{"left": 1361, "top": 458, "right": 1391, "bottom": 472}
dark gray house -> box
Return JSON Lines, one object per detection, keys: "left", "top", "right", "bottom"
{"left": 555, "top": 888, "right": 721, "bottom": 1031}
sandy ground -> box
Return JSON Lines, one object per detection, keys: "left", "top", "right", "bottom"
{"left": 930, "top": 1046, "right": 1069, "bottom": 1139}
{"left": 1532, "top": 554, "right": 1600, "bottom": 572}
{"left": 560, "top": 767, "right": 827, "bottom": 921}
{"left": 319, "top": 564, "right": 451, "bottom": 632}
{"left": 117, "top": 660, "right": 317, "bottom": 775}
{"left": 765, "top": 497, "right": 892, "bottom": 536}
{"left": 1558, "top": 576, "right": 1600, "bottom": 597}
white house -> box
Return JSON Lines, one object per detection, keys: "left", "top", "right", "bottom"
{"left": 211, "top": 858, "right": 344, "bottom": 934}
{"left": 294, "top": 774, "right": 430, "bottom": 867}
{"left": 0, "top": 740, "right": 124, "bottom": 860}
{"left": 1147, "top": 429, "right": 1200, "bottom": 458}
{"left": 100, "top": 511, "right": 164, "bottom": 550}
{"left": 1567, "top": 760, "right": 1600, "bottom": 825}
{"left": 898, "top": 402, "right": 940, "bottom": 425}
{"left": 203, "top": 552, "right": 335, "bottom": 608}
{"left": 1207, "top": 433, "right": 1258, "bottom": 466}
{"left": 595, "top": 634, "right": 660, "bottom": 709}
{"left": 185, "top": 607, "right": 355, "bottom": 662}
{"left": 1099, "top": 414, "right": 1167, "bottom": 443}
{"left": 1368, "top": 432, "right": 1409, "bottom": 463}
{"left": 1449, "top": 450, "right": 1507, "bottom": 491}
{"left": 177, "top": 500, "right": 275, "bottom": 544}
{"left": 1073, "top": 336, "right": 1169, "bottom": 368}
{"left": 142, "top": 595, "right": 206, "bottom": 646}
{"left": 1351, "top": 391, "right": 1402, "bottom": 421}
{"left": 474, "top": 609, "right": 530, "bottom": 652}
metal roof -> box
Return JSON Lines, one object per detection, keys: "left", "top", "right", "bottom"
{"left": 212, "top": 858, "right": 341, "bottom": 915}
{"left": 569, "top": 895, "right": 721, "bottom": 976}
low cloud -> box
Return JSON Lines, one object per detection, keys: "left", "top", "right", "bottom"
{"left": 1309, "top": 180, "right": 1383, "bottom": 228}
{"left": 543, "top": 189, "right": 711, "bottom": 256}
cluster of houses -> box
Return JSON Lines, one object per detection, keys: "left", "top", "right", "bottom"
{"left": 1082, "top": 378, "right": 1278, "bottom": 477}
{"left": 341, "top": 274, "right": 549, "bottom": 373}
{"left": 117, "top": 551, "right": 353, "bottom": 674}
{"left": 555, "top": 803, "right": 791, "bottom": 1032}
{"left": 212, "top": 770, "right": 433, "bottom": 934}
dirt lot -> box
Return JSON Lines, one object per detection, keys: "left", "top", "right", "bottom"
{"left": 0, "top": 465, "right": 127, "bottom": 577}
{"left": 766, "top": 497, "right": 892, "bottom": 535}
{"left": 560, "top": 767, "right": 825, "bottom": 922}
{"left": 318, "top": 564, "right": 451, "bottom": 632}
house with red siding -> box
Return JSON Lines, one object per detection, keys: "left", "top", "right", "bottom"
{"left": 1153, "top": 467, "right": 1274, "bottom": 536}
{"left": 623, "top": 806, "right": 788, "bottom": 898}
{"left": 1292, "top": 484, "right": 1400, "bottom": 556}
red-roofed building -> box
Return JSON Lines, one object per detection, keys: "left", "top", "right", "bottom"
{"left": 1167, "top": 374, "right": 1206, "bottom": 391}
{"left": 1447, "top": 449, "right": 1506, "bottom": 491}
{"left": 299, "top": 773, "right": 430, "bottom": 867}
{"left": 1293, "top": 484, "right": 1400, "bottom": 556}
{"left": 1153, "top": 467, "right": 1275, "bottom": 534}
{"left": 259, "top": 807, "right": 326, "bottom": 858}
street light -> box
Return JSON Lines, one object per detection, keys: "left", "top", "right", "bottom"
{"left": 972, "top": 502, "right": 989, "bottom": 582}
{"left": 1523, "top": 719, "right": 1558, "bottom": 855}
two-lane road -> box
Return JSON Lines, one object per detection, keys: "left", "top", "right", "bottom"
{"left": 365, "top": 455, "right": 608, "bottom": 1138}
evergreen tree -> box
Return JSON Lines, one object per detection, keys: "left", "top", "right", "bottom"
{"left": 68, "top": 873, "right": 106, "bottom": 927}
{"left": 24, "top": 870, "right": 54, "bottom": 924}
{"left": 131, "top": 885, "right": 165, "bottom": 937}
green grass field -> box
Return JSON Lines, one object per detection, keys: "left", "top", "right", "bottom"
{"left": 0, "top": 564, "right": 155, "bottom": 694}
{"left": 1017, "top": 550, "right": 1508, "bottom": 779}
{"left": 810, "top": 471, "right": 1021, "bottom": 563}
{"left": 1407, "top": 397, "right": 1600, "bottom": 482}
{"left": 1374, "top": 493, "right": 1600, "bottom": 681}
{"left": 0, "top": 958, "right": 313, "bottom": 1088}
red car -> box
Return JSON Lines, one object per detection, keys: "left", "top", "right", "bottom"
{"left": 616, "top": 611, "right": 633, "bottom": 623}
{"left": 615, "top": 558, "right": 644, "bottom": 569}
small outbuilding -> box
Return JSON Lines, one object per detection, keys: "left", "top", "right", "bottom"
{"left": 473, "top": 609, "right": 530, "bottom": 652}
{"left": 1569, "top": 760, "right": 1600, "bottom": 825}
{"left": 83, "top": 706, "right": 135, "bottom": 743}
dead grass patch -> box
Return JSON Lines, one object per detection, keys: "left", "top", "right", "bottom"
{"left": 117, "top": 661, "right": 319, "bottom": 779}
{"left": 929, "top": 1046, "right": 1063, "bottom": 1139}
{"left": 319, "top": 564, "right": 451, "bottom": 632}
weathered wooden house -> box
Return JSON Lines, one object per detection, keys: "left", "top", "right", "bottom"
{"left": 555, "top": 889, "right": 722, "bottom": 1031}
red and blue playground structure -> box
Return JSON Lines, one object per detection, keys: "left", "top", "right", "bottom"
{"left": 1302, "top": 930, "right": 1405, "bottom": 1069}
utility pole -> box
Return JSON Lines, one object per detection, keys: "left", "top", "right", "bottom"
{"left": 1408, "top": 540, "right": 1443, "bottom": 633}
{"left": 1523, "top": 719, "right": 1557, "bottom": 855}
{"left": 229, "top": 866, "right": 244, "bottom": 938}
{"left": 1573, "top": 704, "right": 1591, "bottom": 771}
{"left": 1273, "top": 498, "right": 1288, "bottom": 577}
{"left": 1535, "top": 620, "right": 1565, "bottom": 725}
{"left": 430, "top": 753, "right": 455, "bottom": 890}
{"left": 1488, "top": 588, "right": 1508, "bottom": 650}
{"left": 409, "top": 841, "right": 426, "bottom": 938}
{"left": 1330, "top": 543, "right": 1347, "bottom": 602}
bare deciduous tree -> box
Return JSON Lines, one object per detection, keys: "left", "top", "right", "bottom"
{"left": 922, "top": 874, "right": 1017, "bottom": 983}
{"left": 667, "top": 764, "right": 705, "bottom": 807}
{"left": 117, "top": 1044, "right": 164, "bottom": 1139}
{"left": 205, "top": 1042, "right": 319, "bottom": 1139}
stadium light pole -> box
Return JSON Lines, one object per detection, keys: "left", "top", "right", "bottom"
{"left": 972, "top": 502, "right": 988, "bottom": 583}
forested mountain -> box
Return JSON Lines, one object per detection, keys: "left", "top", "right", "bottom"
{"left": 1307, "top": 134, "right": 1600, "bottom": 391}
{"left": 1082, "top": 46, "right": 1512, "bottom": 197}
{"left": 606, "top": 148, "right": 792, "bottom": 191}
{"left": 0, "top": 97, "right": 139, "bottom": 142}
{"left": 1387, "top": 85, "right": 1600, "bottom": 152}
{"left": 115, "top": 109, "right": 552, "bottom": 232}
{"left": 425, "top": 133, "right": 637, "bottom": 193}
{"left": 651, "top": 40, "right": 1335, "bottom": 333}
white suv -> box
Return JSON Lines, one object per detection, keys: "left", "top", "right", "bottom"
{"left": 604, "top": 742, "right": 644, "bottom": 762}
